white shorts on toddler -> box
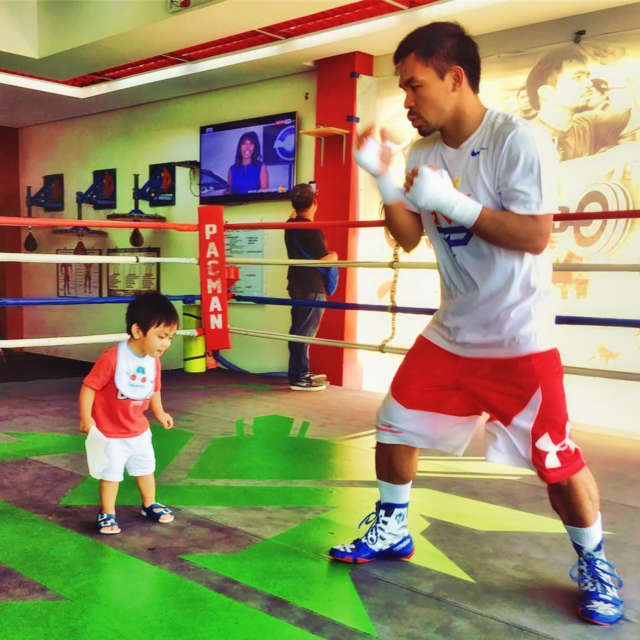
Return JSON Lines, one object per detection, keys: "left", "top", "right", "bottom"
{"left": 85, "top": 427, "right": 155, "bottom": 481}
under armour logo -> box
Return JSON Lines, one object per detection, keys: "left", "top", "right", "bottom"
{"left": 377, "top": 422, "right": 403, "bottom": 434}
{"left": 535, "top": 432, "right": 576, "bottom": 469}
{"left": 470, "top": 147, "right": 488, "bottom": 157}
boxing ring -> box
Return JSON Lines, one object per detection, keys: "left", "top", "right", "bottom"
{"left": 1, "top": 210, "right": 640, "bottom": 383}
{"left": 1, "top": 209, "right": 639, "bottom": 638}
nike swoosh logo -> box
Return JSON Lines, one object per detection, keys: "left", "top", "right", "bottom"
{"left": 471, "top": 147, "right": 488, "bottom": 157}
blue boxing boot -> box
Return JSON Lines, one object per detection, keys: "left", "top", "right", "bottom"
{"left": 569, "top": 540, "right": 624, "bottom": 625}
{"left": 329, "top": 501, "right": 414, "bottom": 564}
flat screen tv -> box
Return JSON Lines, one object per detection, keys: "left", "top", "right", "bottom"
{"left": 199, "top": 111, "right": 296, "bottom": 205}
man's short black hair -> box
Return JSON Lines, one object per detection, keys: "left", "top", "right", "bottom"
{"left": 126, "top": 292, "right": 179, "bottom": 335}
{"left": 290, "top": 183, "right": 316, "bottom": 213}
{"left": 393, "top": 21, "right": 481, "bottom": 94}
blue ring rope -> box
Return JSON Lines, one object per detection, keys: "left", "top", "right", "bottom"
{"left": 235, "top": 295, "right": 640, "bottom": 328}
{"left": 212, "top": 350, "right": 287, "bottom": 378}
{"left": 1, "top": 294, "right": 638, "bottom": 328}
{"left": 234, "top": 295, "right": 439, "bottom": 315}
{"left": 0, "top": 295, "right": 201, "bottom": 306}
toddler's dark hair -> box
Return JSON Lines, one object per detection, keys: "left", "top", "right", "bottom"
{"left": 126, "top": 292, "right": 179, "bottom": 335}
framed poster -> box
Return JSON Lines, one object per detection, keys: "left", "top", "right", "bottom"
{"left": 92, "top": 168, "right": 117, "bottom": 209}
{"left": 56, "top": 249, "right": 102, "bottom": 297}
{"left": 224, "top": 229, "right": 265, "bottom": 299}
{"left": 43, "top": 173, "right": 64, "bottom": 212}
{"left": 107, "top": 247, "right": 160, "bottom": 296}
{"left": 148, "top": 162, "right": 175, "bottom": 207}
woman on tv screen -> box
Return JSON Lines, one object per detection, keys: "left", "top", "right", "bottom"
{"left": 227, "top": 131, "right": 270, "bottom": 194}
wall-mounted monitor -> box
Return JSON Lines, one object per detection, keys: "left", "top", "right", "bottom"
{"left": 199, "top": 111, "right": 296, "bottom": 205}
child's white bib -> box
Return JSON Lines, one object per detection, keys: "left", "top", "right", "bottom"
{"left": 114, "top": 340, "right": 156, "bottom": 400}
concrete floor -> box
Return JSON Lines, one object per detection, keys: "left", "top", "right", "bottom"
{"left": 0, "top": 367, "right": 638, "bottom": 639}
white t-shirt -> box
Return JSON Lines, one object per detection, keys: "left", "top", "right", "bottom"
{"left": 406, "top": 109, "right": 558, "bottom": 357}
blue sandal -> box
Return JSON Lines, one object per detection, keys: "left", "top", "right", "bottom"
{"left": 141, "top": 502, "right": 174, "bottom": 523}
{"left": 97, "top": 512, "right": 121, "bottom": 535}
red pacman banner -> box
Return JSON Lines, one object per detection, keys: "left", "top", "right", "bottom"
{"left": 197, "top": 205, "right": 231, "bottom": 351}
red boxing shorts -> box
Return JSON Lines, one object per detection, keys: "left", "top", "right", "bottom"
{"left": 376, "top": 336, "right": 585, "bottom": 484}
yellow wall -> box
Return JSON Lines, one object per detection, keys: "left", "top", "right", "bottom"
{"left": 19, "top": 71, "right": 317, "bottom": 370}
{"left": 0, "top": 0, "right": 38, "bottom": 58}
{"left": 37, "top": 0, "right": 168, "bottom": 58}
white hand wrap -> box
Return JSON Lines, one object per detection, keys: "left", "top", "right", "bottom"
{"left": 354, "top": 137, "right": 385, "bottom": 176}
{"left": 375, "top": 172, "right": 403, "bottom": 205}
{"left": 405, "top": 166, "right": 482, "bottom": 228}
{"left": 354, "top": 137, "right": 403, "bottom": 204}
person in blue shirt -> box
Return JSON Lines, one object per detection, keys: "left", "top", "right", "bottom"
{"left": 227, "top": 131, "right": 269, "bottom": 194}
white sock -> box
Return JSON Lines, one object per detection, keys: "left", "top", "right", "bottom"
{"left": 565, "top": 512, "right": 603, "bottom": 553}
{"left": 377, "top": 479, "right": 412, "bottom": 506}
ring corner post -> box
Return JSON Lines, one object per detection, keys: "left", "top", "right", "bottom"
{"left": 197, "top": 205, "right": 231, "bottom": 354}
{"left": 0, "top": 126, "right": 23, "bottom": 341}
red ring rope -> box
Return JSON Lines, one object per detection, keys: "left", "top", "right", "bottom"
{"left": 1, "top": 210, "right": 639, "bottom": 232}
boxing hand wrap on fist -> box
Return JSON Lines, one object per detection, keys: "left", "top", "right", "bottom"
{"left": 354, "top": 137, "right": 403, "bottom": 204}
{"left": 405, "top": 166, "right": 482, "bottom": 228}
{"left": 354, "top": 137, "right": 385, "bottom": 177}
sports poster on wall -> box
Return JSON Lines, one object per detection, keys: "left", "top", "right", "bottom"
{"left": 56, "top": 249, "right": 102, "bottom": 297}
{"left": 479, "top": 31, "right": 640, "bottom": 375}
{"left": 355, "top": 28, "right": 640, "bottom": 396}
{"left": 148, "top": 163, "right": 176, "bottom": 207}
{"left": 106, "top": 248, "right": 160, "bottom": 296}
{"left": 479, "top": 32, "right": 640, "bottom": 266}
{"left": 91, "top": 168, "right": 117, "bottom": 209}
{"left": 43, "top": 173, "right": 64, "bottom": 212}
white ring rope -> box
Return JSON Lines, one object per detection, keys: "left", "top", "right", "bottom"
{"left": 563, "top": 366, "right": 640, "bottom": 382}
{"left": 552, "top": 264, "right": 640, "bottom": 272}
{"left": 2, "top": 252, "right": 639, "bottom": 272}
{"left": 229, "top": 326, "right": 408, "bottom": 355}
{"left": 228, "top": 258, "right": 440, "bottom": 268}
{"left": 229, "top": 258, "right": 640, "bottom": 272}
{"left": 229, "top": 326, "right": 640, "bottom": 383}
{"left": 0, "top": 252, "right": 198, "bottom": 264}
{"left": 0, "top": 329, "right": 199, "bottom": 349}
{"left": 2, "top": 326, "right": 638, "bottom": 383}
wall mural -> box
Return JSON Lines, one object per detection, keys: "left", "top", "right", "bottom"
{"left": 356, "top": 30, "right": 640, "bottom": 430}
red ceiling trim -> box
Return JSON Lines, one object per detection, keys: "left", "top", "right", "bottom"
{"left": 0, "top": 66, "right": 57, "bottom": 84}
{"left": 170, "top": 31, "right": 275, "bottom": 61}
{"left": 262, "top": 0, "right": 400, "bottom": 39}
{"left": 3, "top": 0, "right": 439, "bottom": 89}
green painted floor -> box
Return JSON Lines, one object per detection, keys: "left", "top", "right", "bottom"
{"left": 0, "top": 369, "right": 638, "bottom": 639}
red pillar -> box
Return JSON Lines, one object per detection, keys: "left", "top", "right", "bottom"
{"left": 310, "top": 52, "right": 373, "bottom": 388}
{"left": 0, "top": 126, "right": 22, "bottom": 339}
